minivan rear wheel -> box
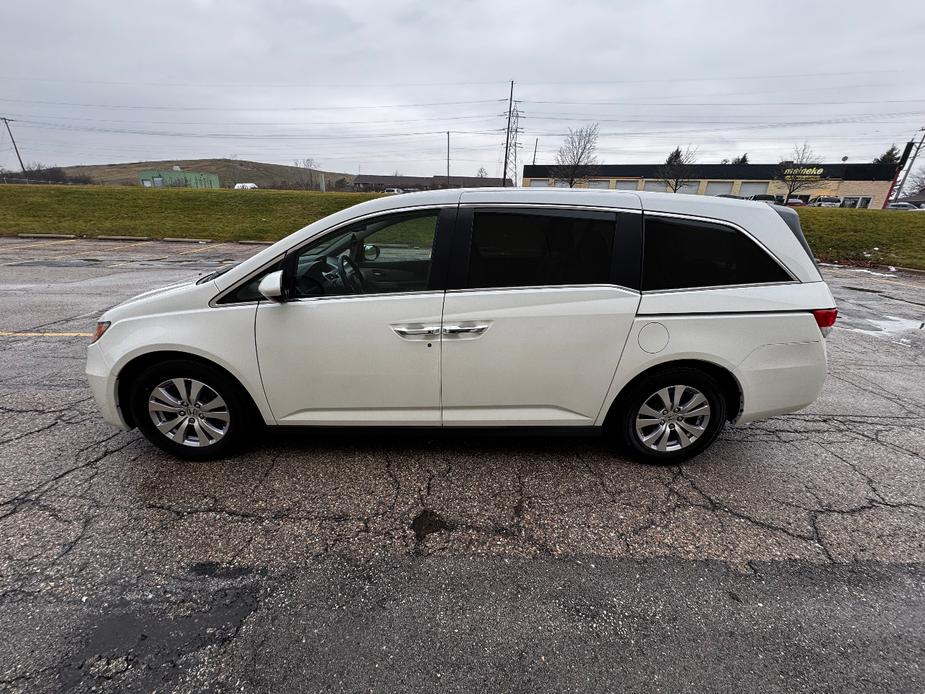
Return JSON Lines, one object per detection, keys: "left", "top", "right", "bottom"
{"left": 611, "top": 367, "right": 727, "bottom": 464}
{"left": 129, "top": 359, "right": 253, "bottom": 460}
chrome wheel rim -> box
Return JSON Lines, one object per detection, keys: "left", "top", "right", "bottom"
{"left": 635, "top": 385, "right": 711, "bottom": 453}
{"left": 147, "top": 378, "right": 230, "bottom": 448}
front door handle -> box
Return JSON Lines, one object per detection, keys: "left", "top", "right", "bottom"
{"left": 442, "top": 323, "right": 490, "bottom": 336}
{"left": 392, "top": 324, "right": 441, "bottom": 339}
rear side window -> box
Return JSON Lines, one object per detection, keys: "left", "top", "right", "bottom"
{"left": 466, "top": 210, "right": 614, "bottom": 289}
{"left": 642, "top": 216, "right": 791, "bottom": 291}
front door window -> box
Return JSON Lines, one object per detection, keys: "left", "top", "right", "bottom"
{"left": 291, "top": 211, "right": 438, "bottom": 299}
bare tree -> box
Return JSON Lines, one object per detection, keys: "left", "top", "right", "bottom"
{"left": 293, "top": 158, "right": 316, "bottom": 189}
{"left": 905, "top": 166, "right": 925, "bottom": 195}
{"left": 549, "top": 123, "right": 600, "bottom": 187}
{"left": 775, "top": 143, "right": 823, "bottom": 202}
{"left": 656, "top": 146, "right": 698, "bottom": 193}
{"left": 476, "top": 166, "right": 488, "bottom": 178}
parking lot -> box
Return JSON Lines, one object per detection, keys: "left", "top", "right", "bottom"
{"left": 1, "top": 236, "right": 923, "bottom": 692}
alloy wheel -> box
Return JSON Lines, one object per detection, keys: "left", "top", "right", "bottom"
{"left": 634, "top": 384, "right": 711, "bottom": 453}
{"left": 147, "top": 377, "right": 230, "bottom": 448}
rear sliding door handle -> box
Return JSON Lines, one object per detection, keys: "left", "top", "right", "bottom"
{"left": 442, "top": 323, "right": 490, "bottom": 336}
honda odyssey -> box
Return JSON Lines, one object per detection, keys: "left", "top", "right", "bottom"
{"left": 86, "top": 188, "right": 836, "bottom": 463}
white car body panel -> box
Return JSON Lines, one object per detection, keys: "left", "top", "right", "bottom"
{"left": 637, "top": 281, "right": 834, "bottom": 315}
{"left": 255, "top": 293, "right": 443, "bottom": 425}
{"left": 441, "top": 286, "right": 640, "bottom": 426}
{"left": 88, "top": 300, "right": 270, "bottom": 429}
{"left": 595, "top": 312, "right": 826, "bottom": 426}
{"left": 86, "top": 187, "right": 835, "bottom": 447}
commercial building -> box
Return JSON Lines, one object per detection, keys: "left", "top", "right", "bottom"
{"left": 522, "top": 163, "right": 898, "bottom": 209}
{"left": 353, "top": 174, "right": 511, "bottom": 192}
{"left": 139, "top": 168, "right": 220, "bottom": 189}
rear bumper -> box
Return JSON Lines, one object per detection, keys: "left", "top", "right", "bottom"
{"left": 734, "top": 339, "right": 827, "bottom": 423}
{"left": 86, "top": 343, "right": 130, "bottom": 430}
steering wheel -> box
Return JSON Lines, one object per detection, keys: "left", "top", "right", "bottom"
{"left": 338, "top": 254, "right": 366, "bottom": 293}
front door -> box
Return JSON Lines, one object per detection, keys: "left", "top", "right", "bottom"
{"left": 440, "top": 206, "right": 641, "bottom": 426}
{"left": 256, "top": 208, "right": 451, "bottom": 425}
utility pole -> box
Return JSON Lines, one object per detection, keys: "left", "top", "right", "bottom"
{"left": 502, "top": 80, "right": 514, "bottom": 187}
{"left": 1, "top": 117, "right": 26, "bottom": 176}
{"left": 532, "top": 138, "right": 538, "bottom": 165}
{"left": 446, "top": 131, "right": 450, "bottom": 189}
{"left": 892, "top": 127, "right": 925, "bottom": 203}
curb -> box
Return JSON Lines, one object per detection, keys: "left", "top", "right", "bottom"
{"left": 17, "top": 233, "right": 76, "bottom": 239}
{"left": 161, "top": 237, "right": 211, "bottom": 243}
{"left": 96, "top": 235, "right": 152, "bottom": 241}
{"left": 237, "top": 240, "right": 273, "bottom": 246}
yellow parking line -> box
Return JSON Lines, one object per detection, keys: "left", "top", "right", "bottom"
{"left": 175, "top": 242, "right": 226, "bottom": 255}
{"left": 107, "top": 256, "right": 169, "bottom": 268}
{"left": 0, "top": 239, "right": 77, "bottom": 251}
{"left": 0, "top": 331, "right": 93, "bottom": 337}
{"left": 43, "top": 238, "right": 154, "bottom": 259}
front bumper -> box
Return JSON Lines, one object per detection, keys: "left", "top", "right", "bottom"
{"left": 86, "top": 343, "right": 130, "bottom": 430}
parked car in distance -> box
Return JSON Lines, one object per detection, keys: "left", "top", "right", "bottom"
{"left": 809, "top": 196, "right": 842, "bottom": 207}
{"left": 233, "top": 183, "right": 258, "bottom": 190}
{"left": 748, "top": 194, "right": 778, "bottom": 205}
{"left": 887, "top": 202, "right": 920, "bottom": 210}
{"left": 86, "top": 189, "right": 837, "bottom": 464}
{"left": 383, "top": 188, "right": 404, "bottom": 195}
{"left": 785, "top": 198, "right": 806, "bottom": 207}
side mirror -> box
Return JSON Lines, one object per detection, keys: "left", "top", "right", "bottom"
{"left": 362, "top": 244, "right": 380, "bottom": 262}
{"left": 257, "top": 270, "right": 285, "bottom": 302}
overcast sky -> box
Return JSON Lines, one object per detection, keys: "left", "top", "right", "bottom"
{"left": 1, "top": 0, "right": 923, "bottom": 179}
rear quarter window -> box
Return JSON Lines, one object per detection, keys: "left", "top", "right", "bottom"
{"left": 642, "top": 216, "right": 792, "bottom": 291}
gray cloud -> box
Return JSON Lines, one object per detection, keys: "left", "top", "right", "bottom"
{"left": 1, "top": 0, "right": 923, "bottom": 177}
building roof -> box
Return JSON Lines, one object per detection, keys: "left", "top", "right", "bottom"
{"left": 353, "top": 174, "right": 511, "bottom": 187}
{"left": 523, "top": 163, "right": 899, "bottom": 181}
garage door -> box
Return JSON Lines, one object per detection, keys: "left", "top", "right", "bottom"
{"left": 705, "top": 181, "right": 734, "bottom": 196}
{"left": 739, "top": 181, "right": 770, "bottom": 197}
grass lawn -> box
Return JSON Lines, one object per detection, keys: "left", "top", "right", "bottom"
{"left": 797, "top": 207, "right": 925, "bottom": 270}
{"left": 1, "top": 185, "right": 924, "bottom": 269}
{"left": 0, "top": 185, "right": 381, "bottom": 242}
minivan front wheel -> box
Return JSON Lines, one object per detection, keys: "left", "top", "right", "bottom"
{"left": 612, "top": 367, "right": 727, "bottom": 464}
{"left": 129, "top": 359, "right": 252, "bottom": 460}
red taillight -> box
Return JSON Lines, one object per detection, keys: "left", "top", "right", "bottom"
{"left": 812, "top": 308, "right": 837, "bottom": 336}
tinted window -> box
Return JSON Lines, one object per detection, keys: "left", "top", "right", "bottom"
{"left": 642, "top": 217, "right": 791, "bottom": 291}
{"left": 466, "top": 210, "right": 614, "bottom": 289}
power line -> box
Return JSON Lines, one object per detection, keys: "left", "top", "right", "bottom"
{"left": 0, "top": 97, "right": 507, "bottom": 112}
{"left": 521, "top": 98, "right": 925, "bottom": 107}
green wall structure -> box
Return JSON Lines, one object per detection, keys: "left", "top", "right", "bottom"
{"left": 138, "top": 169, "right": 220, "bottom": 189}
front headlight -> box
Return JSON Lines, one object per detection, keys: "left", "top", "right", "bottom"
{"left": 90, "top": 321, "right": 111, "bottom": 344}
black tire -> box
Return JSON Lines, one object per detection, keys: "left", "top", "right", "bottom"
{"left": 129, "top": 359, "right": 254, "bottom": 460}
{"left": 608, "top": 366, "right": 727, "bottom": 464}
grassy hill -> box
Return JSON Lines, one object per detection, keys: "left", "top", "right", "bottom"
{"left": 60, "top": 158, "right": 354, "bottom": 190}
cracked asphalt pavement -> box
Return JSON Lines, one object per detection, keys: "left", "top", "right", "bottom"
{"left": 1, "top": 237, "right": 923, "bottom": 692}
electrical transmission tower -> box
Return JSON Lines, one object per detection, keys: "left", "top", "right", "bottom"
{"left": 501, "top": 101, "right": 522, "bottom": 187}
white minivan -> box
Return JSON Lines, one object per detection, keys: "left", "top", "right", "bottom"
{"left": 86, "top": 189, "right": 837, "bottom": 463}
